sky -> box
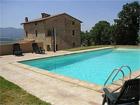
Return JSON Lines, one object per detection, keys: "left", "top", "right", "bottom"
{"left": 0, "top": 0, "right": 136, "bottom": 31}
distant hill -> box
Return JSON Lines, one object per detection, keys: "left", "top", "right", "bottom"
{"left": 0, "top": 27, "right": 24, "bottom": 40}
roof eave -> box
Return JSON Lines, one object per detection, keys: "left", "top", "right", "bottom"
{"left": 21, "top": 13, "right": 82, "bottom": 25}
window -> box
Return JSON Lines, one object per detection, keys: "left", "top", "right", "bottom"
{"left": 72, "top": 21, "right": 75, "bottom": 25}
{"left": 72, "top": 30, "right": 75, "bottom": 36}
{"left": 35, "top": 30, "right": 38, "bottom": 37}
{"left": 45, "top": 32, "right": 47, "bottom": 37}
{"left": 48, "top": 30, "right": 52, "bottom": 36}
{"left": 25, "top": 31, "right": 28, "bottom": 37}
{"left": 72, "top": 42, "right": 75, "bottom": 47}
{"left": 35, "top": 22, "right": 37, "bottom": 25}
{"left": 47, "top": 45, "right": 51, "bottom": 51}
{"left": 56, "top": 44, "right": 58, "bottom": 51}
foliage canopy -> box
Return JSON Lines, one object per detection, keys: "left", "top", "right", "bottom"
{"left": 81, "top": 1, "right": 140, "bottom": 46}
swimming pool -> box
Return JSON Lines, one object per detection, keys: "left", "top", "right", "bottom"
{"left": 20, "top": 48, "right": 140, "bottom": 85}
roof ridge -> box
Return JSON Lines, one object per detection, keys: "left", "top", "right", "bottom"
{"left": 21, "top": 13, "right": 82, "bottom": 24}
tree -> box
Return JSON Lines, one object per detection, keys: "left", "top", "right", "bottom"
{"left": 110, "top": 24, "right": 117, "bottom": 44}
{"left": 80, "top": 31, "right": 92, "bottom": 46}
{"left": 90, "top": 21, "right": 111, "bottom": 45}
{"left": 114, "top": 1, "right": 140, "bottom": 45}
{"left": 80, "top": 31, "right": 86, "bottom": 45}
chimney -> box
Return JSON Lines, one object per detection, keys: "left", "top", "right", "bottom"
{"left": 25, "top": 17, "right": 28, "bottom": 22}
{"left": 41, "top": 13, "right": 50, "bottom": 18}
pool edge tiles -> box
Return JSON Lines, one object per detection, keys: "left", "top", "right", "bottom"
{"left": 11, "top": 62, "right": 102, "bottom": 92}
{"left": 12, "top": 62, "right": 140, "bottom": 93}
{"left": 18, "top": 49, "right": 139, "bottom": 86}
{"left": 19, "top": 47, "right": 114, "bottom": 62}
{"left": 16, "top": 47, "right": 140, "bottom": 92}
{"left": 20, "top": 48, "right": 114, "bottom": 71}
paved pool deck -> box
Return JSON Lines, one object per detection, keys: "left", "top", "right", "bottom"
{"left": 0, "top": 47, "right": 140, "bottom": 105}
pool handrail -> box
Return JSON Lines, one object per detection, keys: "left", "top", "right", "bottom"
{"left": 120, "top": 65, "right": 132, "bottom": 79}
{"left": 104, "top": 68, "right": 123, "bottom": 86}
{"left": 112, "top": 65, "right": 132, "bottom": 83}
{"left": 111, "top": 68, "right": 125, "bottom": 83}
{"left": 104, "top": 65, "right": 132, "bottom": 87}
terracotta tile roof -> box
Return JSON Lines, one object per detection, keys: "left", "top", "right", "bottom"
{"left": 21, "top": 13, "right": 82, "bottom": 24}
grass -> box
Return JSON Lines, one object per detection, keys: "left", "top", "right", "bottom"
{"left": 65, "top": 45, "right": 140, "bottom": 51}
{"left": 0, "top": 76, "right": 51, "bottom": 105}
{"left": 65, "top": 45, "right": 113, "bottom": 51}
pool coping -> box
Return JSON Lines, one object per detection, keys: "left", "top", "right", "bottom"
{"left": 18, "top": 47, "right": 114, "bottom": 62}
{"left": 11, "top": 62, "right": 140, "bottom": 93}
{"left": 11, "top": 46, "right": 140, "bottom": 92}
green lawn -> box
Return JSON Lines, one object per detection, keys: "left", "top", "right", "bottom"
{"left": 65, "top": 45, "right": 113, "bottom": 51}
{"left": 65, "top": 45, "right": 140, "bottom": 51}
{"left": 0, "top": 76, "right": 51, "bottom": 105}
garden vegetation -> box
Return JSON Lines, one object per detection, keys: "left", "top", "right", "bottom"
{"left": 81, "top": 1, "right": 140, "bottom": 46}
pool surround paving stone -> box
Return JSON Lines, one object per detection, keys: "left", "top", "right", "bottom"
{"left": 0, "top": 46, "right": 140, "bottom": 105}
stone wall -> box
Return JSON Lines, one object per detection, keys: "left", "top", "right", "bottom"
{"left": 0, "top": 42, "right": 43, "bottom": 55}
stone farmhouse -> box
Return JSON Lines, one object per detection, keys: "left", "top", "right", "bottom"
{"left": 21, "top": 13, "right": 82, "bottom": 51}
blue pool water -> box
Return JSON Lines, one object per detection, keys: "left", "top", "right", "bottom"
{"left": 20, "top": 48, "right": 140, "bottom": 85}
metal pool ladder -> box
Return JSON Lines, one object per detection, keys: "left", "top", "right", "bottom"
{"left": 104, "top": 65, "right": 132, "bottom": 86}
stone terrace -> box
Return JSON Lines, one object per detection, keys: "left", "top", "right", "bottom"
{"left": 0, "top": 47, "right": 140, "bottom": 105}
